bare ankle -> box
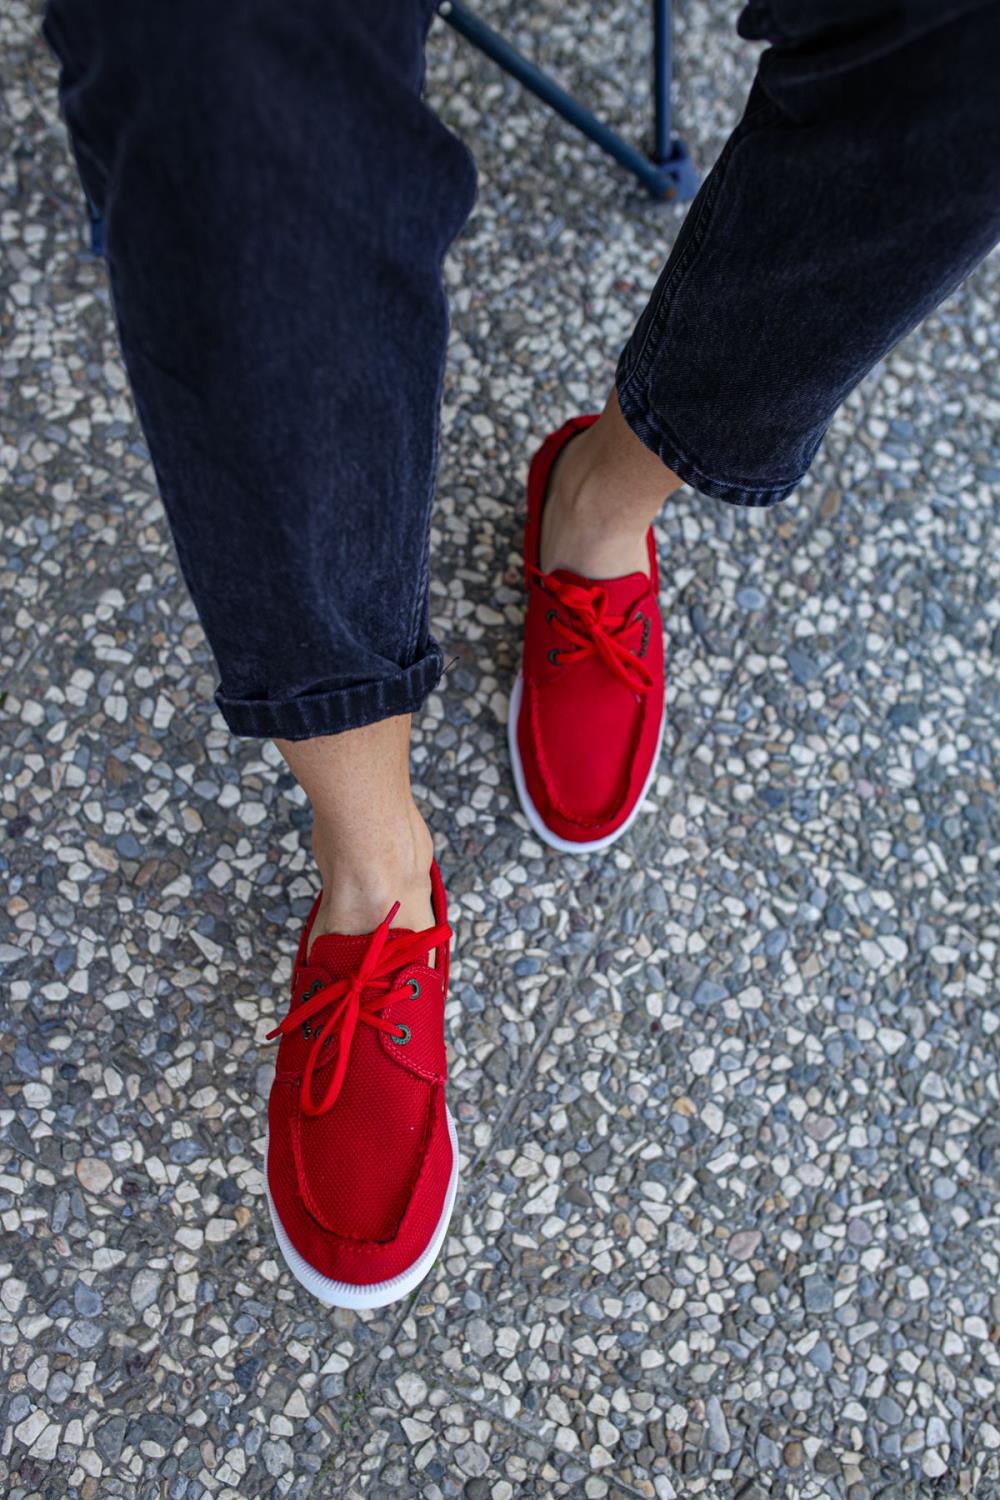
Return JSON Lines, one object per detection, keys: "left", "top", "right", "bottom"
{"left": 539, "top": 390, "right": 681, "bottom": 578}
{"left": 311, "top": 805, "right": 434, "bottom": 937}
{"left": 541, "top": 442, "right": 652, "bottom": 578}
{"left": 275, "top": 715, "right": 436, "bottom": 939}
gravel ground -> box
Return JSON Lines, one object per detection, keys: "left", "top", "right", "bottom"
{"left": 3, "top": 2, "right": 999, "bottom": 1498}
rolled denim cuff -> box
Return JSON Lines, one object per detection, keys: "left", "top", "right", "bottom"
{"left": 214, "top": 640, "right": 444, "bottom": 740}
{"left": 615, "top": 363, "right": 809, "bottom": 510}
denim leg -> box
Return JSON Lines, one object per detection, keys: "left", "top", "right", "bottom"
{"left": 616, "top": 0, "right": 1000, "bottom": 507}
{"left": 42, "top": 0, "right": 477, "bottom": 738}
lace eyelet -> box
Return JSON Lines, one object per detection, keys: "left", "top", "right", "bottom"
{"left": 302, "top": 1022, "right": 333, "bottom": 1046}
{"left": 546, "top": 609, "right": 558, "bottom": 624}
{"left": 633, "top": 611, "right": 651, "bottom": 659}
{"left": 548, "top": 648, "right": 561, "bottom": 665}
{"left": 391, "top": 1024, "right": 411, "bottom": 1046}
{"left": 406, "top": 978, "right": 421, "bottom": 1000}
{"left": 299, "top": 979, "right": 324, "bottom": 1040}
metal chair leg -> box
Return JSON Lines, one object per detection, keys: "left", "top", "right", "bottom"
{"left": 437, "top": 0, "right": 698, "bottom": 201}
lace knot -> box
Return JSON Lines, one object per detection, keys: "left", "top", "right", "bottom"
{"left": 266, "top": 903, "right": 451, "bottom": 1117}
{"left": 528, "top": 564, "right": 654, "bottom": 694}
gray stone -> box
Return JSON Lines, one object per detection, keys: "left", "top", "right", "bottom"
{"left": 262, "top": 1439, "right": 294, "bottom": 1478}
{"left": 803, "top": 1277, "right": 834, "bottom": 1313}
{"left": 129, "top": 1269, "right": 162, "bottom": 1312}
{"left": 693, "top": 978, "right": 727, "bottom": 1006}
{"left": 735, "top": 587, "right": 767, "bottom": 612}
{"left": 727, "top": 1230, "right": 762, "bottom": 1261}
{"left": 706, "top": 1395, "right": 730, "bottom": 1453}
{"left": 95, "top": 1415, "right": 127, "bottom": 1466}
{"left": 455, "top": 1442, "right": 490, "bottom": 1477}
{"left": 808, "top": 1340, "right": 833, "bottom": 1372}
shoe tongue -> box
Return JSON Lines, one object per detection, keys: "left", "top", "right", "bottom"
{"left": 549, "top": 567, "right": 651, "bottom": 614}
{"left": 307, "top": 926, "right": 416, "bottom": 980}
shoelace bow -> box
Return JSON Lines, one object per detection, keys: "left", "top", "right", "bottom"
{"left": 266, "top": 902, "right": 451, "bottom": 1118}
{"left": 528, "top": 563, "right": 654, "bottom": 694}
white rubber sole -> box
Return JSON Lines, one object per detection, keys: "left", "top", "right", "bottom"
{"left": 263, "top": 1109, "right": 460, "bottom": 1310}
{"left": 507, "top": 673, "right": 666, "bottom": 854}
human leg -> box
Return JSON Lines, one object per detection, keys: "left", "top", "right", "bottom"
{"left": 615, "top": 0, "right": 1000, "bottom": 507}
{"left": 42, "top": 0, "right": 475, "bottom": 1305}
{"left": 43, "top": 0, "right": 477, "bottom": 930}
{"left": 515, "top": 0, "right": 1000, "bottom": 851}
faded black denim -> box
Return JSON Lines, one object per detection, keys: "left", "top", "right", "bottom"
{"left": 42, "top": 1, "right": 1000, "bottom": 740}
{"left": 42, "top": 0, "right": 476, "bottom": 741}
{"left": 617, "top": 0, "right": 1000, "bottom": 505}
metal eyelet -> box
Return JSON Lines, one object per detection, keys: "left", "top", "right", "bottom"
{"left": 548, "top": 648, "right": 561, "bottom": 665}
{"left": 391, "top": 1024, "right": 411, "bottom": 1046}
{"left": 302, "top": 1021, "right": 332, "bottom": 1043}
{"left": 406, "top": 978, "right": 421, "bottom": 1000}
{"left": 299, "top": 978, "right": 324, "bottom": 1039}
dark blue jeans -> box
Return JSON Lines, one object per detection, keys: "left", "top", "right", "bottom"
{"left": 42, "top": 0, "right": 1000, "bottom": 741}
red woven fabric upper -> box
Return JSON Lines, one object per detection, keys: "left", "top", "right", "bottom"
{"left": 266, "top": 862, "right": 453, "bottom": 1286}
{"left": 516, "top": 416, "right": 665, "bottom": 843}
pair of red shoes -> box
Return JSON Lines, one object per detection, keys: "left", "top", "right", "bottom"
{"left": 264, "top": 417, "right": 665, "bottom": 1307}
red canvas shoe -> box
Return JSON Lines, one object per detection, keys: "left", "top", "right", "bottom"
{"left": 263, "top": 862, "right": 458, "bottom": 1309}
{"left": 508, "top": 414, "right": 666, "bottom": 852}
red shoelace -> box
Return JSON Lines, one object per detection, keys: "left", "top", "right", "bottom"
{"left": 528, "top": 564, "right": 654, "bottom": 695}
{"left": 267, "top": 902, "right": 452, "bottom": 1118}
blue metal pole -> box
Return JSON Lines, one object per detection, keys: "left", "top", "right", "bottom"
{"left": 437, "top": 0, "right": 683, "bottom": 199}
{"left": 87, "top": 197, "right": 105, "bottom": 256}
{"left": 652, "top": 0, "right": 671, "bottom": 164}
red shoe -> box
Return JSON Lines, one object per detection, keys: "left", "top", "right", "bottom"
{"left": 509, "top": 415, "right": 665, "bottom": 852}
{"left": 263, "top": 862, "right": 458, "bottom": 1308}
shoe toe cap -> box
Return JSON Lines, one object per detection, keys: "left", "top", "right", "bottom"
{"left": 267, "top": 1075, "right": 452, "bottom": 1289}
{"left": 519, "top": 677, "right": 652, "bottom": 837}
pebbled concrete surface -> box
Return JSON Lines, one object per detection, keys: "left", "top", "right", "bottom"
{"left": 2, "top": 1, "right": 999, "bottom": 1497}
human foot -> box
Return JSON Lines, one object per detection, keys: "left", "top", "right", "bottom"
{"left": 264, "top": 860, "right": 458, "bottom": 1308}
{"left": 309, "top": 805, "right": 435, "bottom": 947}
{"left": 539, "top": 387, "right": 681, "bottom": 578}
{"left": 275, "top": 716, "right": 435, "bottom": 943}
{"left": 509, "top": 416, "right": 666, "bottom": 852}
